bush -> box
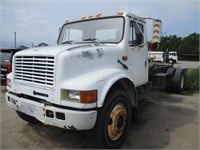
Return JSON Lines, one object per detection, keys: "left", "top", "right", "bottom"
{"left": 184, "top": 68, "right": 199, "bottom": 92}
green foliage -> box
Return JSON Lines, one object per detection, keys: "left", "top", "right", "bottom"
{"left": 184, "top": 68, "right": 199, "bottom": 93}
{"left": 159, "top": 32, "right": 199, "bottom": 56}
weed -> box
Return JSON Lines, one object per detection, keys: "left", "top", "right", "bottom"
{"left": 184, "top": 68, "right": 199, "bottom": 93}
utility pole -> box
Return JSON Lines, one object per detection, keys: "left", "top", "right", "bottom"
{"left": 14, "top": 32, "right": 16, "bottom": 48}
{"left": 161, "top": 32, "right": 166, "bottom": 51}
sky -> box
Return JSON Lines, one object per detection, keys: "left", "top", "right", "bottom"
{"left": 0, "top": 0, "right": 199, "bottom": 48}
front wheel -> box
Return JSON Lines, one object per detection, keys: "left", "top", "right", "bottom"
{"left": 95, "top": 90, "right": 132, "bottom": 148}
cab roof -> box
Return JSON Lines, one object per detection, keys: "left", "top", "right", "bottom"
{"left": 63, "top": 11, "right": 146, "bottom": 25}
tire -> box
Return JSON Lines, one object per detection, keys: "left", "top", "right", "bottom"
{"left": 171, "top": 69, "right": 185, "bottom": 93}
{"left": 166, "top": 68, "right": 176, "bottom": 92}
{"left": 95, "top": 90, "right": 132, "bottom": 148}
{"left": 166, "top": 68, "right": 176, "bottom": 77}
{"left": 16, "top": 111, "right": 40, "bottom": 124}
{"left": 173, "top": 60, "right": 177, "bottom": 64}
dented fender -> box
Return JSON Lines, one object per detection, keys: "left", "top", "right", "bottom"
{"left": 60, "top": 68, "right": 134, "bottom": 108}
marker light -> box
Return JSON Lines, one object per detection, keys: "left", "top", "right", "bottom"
{"left": 88, "top": 16, "right": 93, "bottom": 19}
{"left": 122, "top": 56, "right": 128, "bottom": 61}
{"left": 81, "top": 16, "right": 86, "bottom": 20}
{"left": 96, "top": 13, "right": 102, "bottom": 18}
{"left": 65, "top": 20, "right": 69, "bottom": 24}
{"left": 117, "top": 12, "right": 124, "bottom": 16}
{"left": 7, "top": 62, "right": 12, "bottom": 73}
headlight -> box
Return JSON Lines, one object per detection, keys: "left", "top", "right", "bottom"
{"left": 61, "top": 89, "right": 97, "bottom": 103}
{"left": 61, "top": 89, "right": 79, "bottom": 103}
{"left": 68, "top": 90, "right": 80, "bottom": 100}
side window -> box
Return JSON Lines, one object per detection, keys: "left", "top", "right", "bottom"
{"left": 129, "top": 21, "right": 144, "bottom": 47}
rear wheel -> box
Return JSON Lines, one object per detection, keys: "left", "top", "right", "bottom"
{"left": 95, "top": 90, "right": 132, "bottom": 148}
{"left": 171, "top": 69, "right": 185, "bottom": 93}
{"left": 166, "top": 68, "right": 176, "bottom": 91}
{"left": 16, "top": 111, "right": 40, "bottom": 124}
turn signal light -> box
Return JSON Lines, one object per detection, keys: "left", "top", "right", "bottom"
{"left": 80, "top": 90, "right": 97, "bottom": 103}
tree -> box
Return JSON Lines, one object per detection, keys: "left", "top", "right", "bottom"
{"left": 159, "top": 32, "right": 199, "bottom": 55}
{"left": 18, "top": 45, "right": 29, "bottom": 49}
{"left": 38, "top": 42, "right": 48, "bottom": 47}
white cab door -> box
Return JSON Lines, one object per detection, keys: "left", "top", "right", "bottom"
{"left": 127, "top": 20, "right": 148, "bottom": 86}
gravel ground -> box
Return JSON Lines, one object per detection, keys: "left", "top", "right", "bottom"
{"left": 174, "top": 60, "right": 200, "bottom": 69}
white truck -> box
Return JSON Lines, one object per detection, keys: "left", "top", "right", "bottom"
{"left": 148, "top": 51, "right": 164, "bottom": 62}
{"left": 166, "top": 51, "right": 178, "bottom": 63}
{"left": 148, "top": 51, "right": 178, "bottom": 63}
{"left": 6, "top": 12, "right": 185, "bottom": 148}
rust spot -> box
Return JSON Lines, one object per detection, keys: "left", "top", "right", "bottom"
{"left": 96, "top": 48, "right": 104, "bottom": 58}
{"left": 81, "top": 51, "right": 94, "bottom": 59}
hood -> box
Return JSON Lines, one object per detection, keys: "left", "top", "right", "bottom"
{"left": 13, "top": 43, "right": 121, "bottom": 80}
{"left": 15, "top": 44, "right": 103, "bottom": 57}
{"left": 55, "top": 43, "right": 123, "bottom": 83}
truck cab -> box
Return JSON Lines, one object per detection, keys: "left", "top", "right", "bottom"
{"left": 6, "top": 12, "right": 184, "bottom": 148}
{"left": 167, "top": 51, "right": 178, "bottom": 63}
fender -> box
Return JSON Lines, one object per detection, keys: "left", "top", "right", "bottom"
{"left": 97, "top": 71, "right": 137, "bottom": 108}
{"left": 60, "top": 68, "right": 136, "bottom": 108}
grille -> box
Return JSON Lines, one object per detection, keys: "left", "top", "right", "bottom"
{"left": 14, "top": 56, "right": 55, "bottom": 88}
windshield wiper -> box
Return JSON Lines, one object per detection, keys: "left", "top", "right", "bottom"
{"left": 61, "top": 40, "right": 74, "bottom": 44}
{"left": 82, "top": 38, "right": 100, "bottom": 43}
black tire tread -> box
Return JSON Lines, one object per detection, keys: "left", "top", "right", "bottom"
{"left": 171, "top": 69, "right": 185, "bottom": 93}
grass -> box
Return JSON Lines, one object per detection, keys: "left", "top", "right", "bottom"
{"left": 184, "top": 68, "right": 199, "bottom": 94}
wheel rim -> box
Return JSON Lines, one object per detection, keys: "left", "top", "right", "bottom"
{"left": 180, "top": 75, "right": 184, "bottom": 89}
{"left": 107, "top": 103, "right": 127, "bottom": 141}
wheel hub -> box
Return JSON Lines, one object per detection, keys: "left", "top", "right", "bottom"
{"left": 117, "top": 115, "right": 124, "bottom": 129}
{"left": 108, "top": 103, "right": 127, "bottom": 141}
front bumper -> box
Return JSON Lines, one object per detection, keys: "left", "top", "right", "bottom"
{"left": 6, "top": 92, "right": 97, "bottom": 130}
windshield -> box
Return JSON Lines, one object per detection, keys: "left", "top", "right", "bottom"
{"left": 58, "top": 17, "right": 124, "bottom": 44}
{"left": 170, "top": 52, "right": 177, "bottom": 56}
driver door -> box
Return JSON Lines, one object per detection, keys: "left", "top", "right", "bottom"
{"left": 128, "top": 20, "right": 148, "bottom": 86}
